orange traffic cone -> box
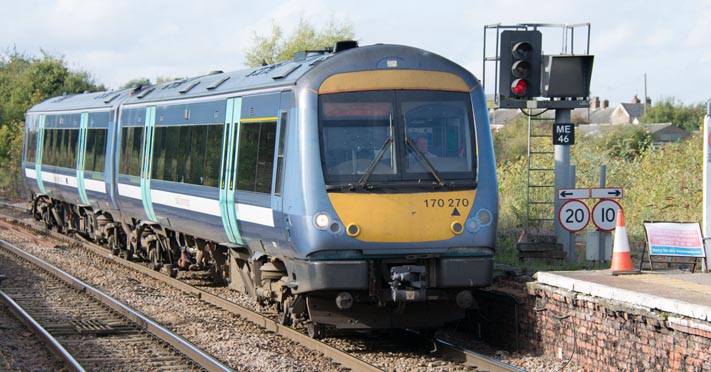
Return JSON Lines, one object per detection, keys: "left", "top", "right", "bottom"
{"left": 609, "top": 209, "right": 639, "bottom": 275}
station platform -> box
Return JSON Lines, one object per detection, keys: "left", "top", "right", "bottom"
{"left": 535, "top": 269, "right": 711, "bottom": 321}
{"left": 524, "top": 269, "right": 711, "bottom": 370}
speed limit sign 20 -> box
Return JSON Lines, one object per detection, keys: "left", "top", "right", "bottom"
{"left": 558, "top": 199, "right": 590, "bottom": 232}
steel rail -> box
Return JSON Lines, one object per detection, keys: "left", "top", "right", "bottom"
{"left": 434, "top": 337, "right": 527, "bottom": 372}
{"left": 90, "top": 243, "right": 385, "bottom": 372}
{"left": 4, "top": 217, "right": 385, "bottom": 372}
{"left": 0, "top": 238, "right": 233, "bottom": 372}
{"left": 0, "top": 289, "right": 86, "bottom": 372}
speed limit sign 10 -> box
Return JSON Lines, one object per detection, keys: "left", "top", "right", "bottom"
{"left": 558, "top": 199, "right": 590, "bottom": 232}
{"left": 592, "top": 199, "right": 622, "bottom": 232}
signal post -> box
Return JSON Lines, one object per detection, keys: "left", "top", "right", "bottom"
{"left": 485, "top": 23, "right": 594, "bottom": 261}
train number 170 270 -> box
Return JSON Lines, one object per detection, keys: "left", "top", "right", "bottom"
{"left": 423, "top": 198, "right": 470, "bottom": 208}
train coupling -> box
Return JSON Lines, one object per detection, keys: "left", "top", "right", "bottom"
{"left": 389, "top": 265, "right": 426, "bottom": 302}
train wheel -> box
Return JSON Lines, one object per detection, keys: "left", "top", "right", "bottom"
{"left": 108, "top": 235, "right": 120, "bottom": 256}
{"left": 42, "top": 211, "right": 52, "bottom": 230}
{"left": 148, "top": 242, "right": 162, "bottom": 271}
{"left": 120, "top": 249, "right": 133, "bottom": 261}
{"left": 164, "top": 264, "right": 178, "bottom": 278}
{"left": 306, "top": 321, "right": 324, "bottom": 339}
{"left": 277, "top": 299, "right": 292, "bottom": 326}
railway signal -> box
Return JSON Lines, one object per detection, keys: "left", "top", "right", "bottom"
{"left": 499, "top": 30, "right": 542, "bottom": 100}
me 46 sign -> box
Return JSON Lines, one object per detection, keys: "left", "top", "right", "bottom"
{"left": 553, "top": 123, "right": 574, "bottom": 145}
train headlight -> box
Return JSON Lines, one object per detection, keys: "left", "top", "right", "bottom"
{"left": 450, "top": 221, "right": 464, "bottom": 235}
{"left": 465, "top": 219, "right": 479, "bottom": 233}
{"left": 477, "top": 209, "right": 493, "bottom": 226}
{"left": 346, "top": 223, "right": 360, "bottom": 237}
{"left": 465, "top": 209, "right": 493, "bottom": 233}
{"left": 313, "top": 212, "right": 330, "bottom": 230}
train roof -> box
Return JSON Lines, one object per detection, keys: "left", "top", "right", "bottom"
{"left": 27, "top": 88, "right": 135, "bottom": 114}
{"left": 28, "top": 42, "right": 478, "bottom": 114}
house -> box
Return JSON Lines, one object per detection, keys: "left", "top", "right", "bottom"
{"left": 610, "top": 95, "right": 646, "bottom": 124}
{"left": 646, "top": 123, "right": 691, "bottom": 144}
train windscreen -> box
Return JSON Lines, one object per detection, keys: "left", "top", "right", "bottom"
{"left": 319, "top": 90, "right": 476, "bottom": 188}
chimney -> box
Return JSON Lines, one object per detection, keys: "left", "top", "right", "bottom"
{"left": 590, "top": 96, "right": 600, "bottom": 109}
{"left": 632, "top": 94, "right": 641, "bottom": 104}
{"left": 645, "top": 97, "right": 652, "bottom": 106}
{"left": 602, "top": 99, "right": 609, "bottom": 109}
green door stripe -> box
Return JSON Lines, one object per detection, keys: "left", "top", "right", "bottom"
{"left": 140, "top": 107, "right": 158, "bottom": 221}
{"left": 227, "top": 98, "right": 242, "bottom": 244}
{"left": 76, "top": 112, "right": 89, "bottom": 205}
{"left": 218, "top": 98, "right": 243, "bottom": 245}
{"left": 218, "top": 100, "right": 236, "bottom": 242}
{"left": 35, "top": 115, "right": 46, "bottom": 194}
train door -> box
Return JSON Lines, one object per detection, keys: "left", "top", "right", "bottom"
{"left": 218, "top": 97, "right": 244, "bottom": 245}
{"left": 75, "top": 112, "right": 90, "bottom": 205}
{"left": 271, "top": 92, "right": 291, "bottom": 244}
{"left": 139, "top": 106, "right": 158, "bottom": 221}
{"left": 34, "top": 114, "right": 47, "bottom": 194}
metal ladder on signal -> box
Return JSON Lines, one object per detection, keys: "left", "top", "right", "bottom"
{"left": 525, "top": 110, "right": 555, "bottom": 234}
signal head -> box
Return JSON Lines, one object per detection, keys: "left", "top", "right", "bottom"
{"left": 511, "top": 41, "right": 533, "bottom": 60}
{"left": 511, "top": 79, "right": 528, "bottom": 97}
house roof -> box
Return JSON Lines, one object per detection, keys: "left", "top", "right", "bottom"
{"left": 587, "top": 107, "right": 614, "bottom": 124}
{"left": 620, "top": 103, "right": 645, "bottom": 119}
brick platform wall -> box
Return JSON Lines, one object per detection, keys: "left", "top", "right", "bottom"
{"left": 471, "top": 277, "right": 711, "bottom": 371}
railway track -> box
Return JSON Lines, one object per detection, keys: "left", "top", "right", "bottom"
{"left": 0, "top": 201, "right": 525, "bottom": 372}
{"left": 0, "top": 238, "right": 229, "bottom": 371}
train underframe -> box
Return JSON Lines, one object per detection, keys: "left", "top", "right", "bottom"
{"left": 30, "top": 193, "right": 488, "bottom": 338}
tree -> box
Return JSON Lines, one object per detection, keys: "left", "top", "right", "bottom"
{"left": 641, "top": 96, "right": 707, "bottom": 132}
{"left": 0, "top": 50, "right": 104, "bottom": 198}
{"left": 121, "top": 77, "right": 152, "bottom": 89}
{"left": 244, "top": 16, "right": 355, "bottom": 67}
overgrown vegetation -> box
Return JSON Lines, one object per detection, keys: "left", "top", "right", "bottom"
{"left": 641, "top": 96, "right": 707, "bottom": 132}
{"left": 0, "top": 50, "right": 104, "bottom": 198}
{"left": 495, "top": 114, "right": 705, "bottom": 266}
{"left": 244, "top": 16, "right": 355, "bottom": 67}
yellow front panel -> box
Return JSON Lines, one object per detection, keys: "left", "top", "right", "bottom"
{"left": 328, "top": 190, "right": 476, "bottom": 242}
{"left": 319, "top": 70, "right": 470, "bottom": 94}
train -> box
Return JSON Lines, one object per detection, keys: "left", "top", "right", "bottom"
{"left": 21, "top": 41, "right": 498, "bottom": 337}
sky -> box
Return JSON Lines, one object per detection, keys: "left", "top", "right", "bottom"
{"left": 1, "top": 0, "right": 710, "bottom": 107}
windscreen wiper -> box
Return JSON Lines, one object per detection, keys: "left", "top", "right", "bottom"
{"left": 405, "top": 137, "right": 446, "bottom": 187}
{"left": 357, "top": 137, "right": 393, "bottom": 189}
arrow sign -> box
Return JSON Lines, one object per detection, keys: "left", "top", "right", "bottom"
{"left": 591, "top": 188, "right": 623, "bottom": 199}
{"left": 558, "top": 188, "right": 591, "bottom": 200}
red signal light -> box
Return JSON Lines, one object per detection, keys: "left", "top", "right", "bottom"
{"left": 511, "top": 79, "right": 528, "bottom": 96}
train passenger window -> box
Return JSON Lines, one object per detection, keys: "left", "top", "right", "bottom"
{"left": 119, "top": 127, "right": 144, "bottom": 177}
{"left": 274, "top": 112, "right": 288, "bottom": 196}
{"left": 56, "top": 129, "right": 79, "bottom": 169}
{"left": 25, "top": 130, "right": 38, "bottom": 163}
{"left": 84, "top": 129, "right": 107, "bottom": 173}
{"left": 203, "top": 125, "right": 223, "bottom": 187}
{"left": 150, "top": 123, "right": 223, "bottom": 186}
{"left": 236, "top": 121, "right": 276, "bottom": 193}
{"left": 42, "top": 129, "right": 55, "bottom": 166}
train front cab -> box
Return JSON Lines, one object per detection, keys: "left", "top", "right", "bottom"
{"left": 290, "top": 60, "right": 498, "bottom": 331}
